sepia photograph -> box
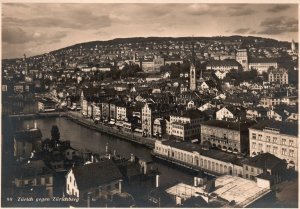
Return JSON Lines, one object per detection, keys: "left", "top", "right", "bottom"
{"left": 1, "top": 1, "right": 299, "bottom": 208}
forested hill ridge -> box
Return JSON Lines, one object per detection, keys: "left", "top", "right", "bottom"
{"left": 2, "top": 35, "right": 293, "bottom": 62}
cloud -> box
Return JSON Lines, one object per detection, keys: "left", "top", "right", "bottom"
{"left": 2, "top": 27, "right": 32, "bottom": 44}
{"left": 233, "top": 28, "right": 250, "bottom": 34}
{"left": 259, "top": 16, "right": 298, "bottom": 34}
{"left": 267, "top": 5, "right": 290, "bottom": 12}
{"left": 187, "top": 4, "right": 255, "bottom": 17}
{"left": 2, "top": 26, "right": 68, "bottom": 44}
{"left": 227, "top": 5, "right": 255, "bottom": 16}
{"left": 4, "top": 15, "right": 112, "bottom": 29}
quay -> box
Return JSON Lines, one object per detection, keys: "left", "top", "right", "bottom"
{"left": 65, "top": 112, "right": 155, "bottom": 149}
{"left": 7, "top": 111, "right": 155, "bottom": 149}
{"left": 8, "top": 112, "right": 67, "bottom": 119}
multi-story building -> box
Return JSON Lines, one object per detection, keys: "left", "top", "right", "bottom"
{"left": 14, "top": 126, "right": 42, "bottom": 159}
{"left": 115, "top": 102, "right": 132, "bottom": 121}
{"left": 142, "top": 102, "right": 172, "bottom": 137}
{"left": 169, "top": 109, "right": 205, "bottom": 141}
{"left": 268, "top": 68, "right": 289, "bottom": 85}
{"left": 65, "top": 159, "right": 123, "bottom": 199}
{"left": 153, "top": 140, "right": 244, "bottom": 176}
{"left": 153, "top": 140, "right": 287, "bottom": 184}
{"left": 249, "top": 120, "right": 298, "bottom": 170}
{"left": 236, "top": 49, "right": 248, "bottom": 71}
{"left": 153, "top": 118, "right": 165, "bottom": 138}
{"left": 216, "top": 106, "right": 246, "bottom": 122}
{"left": 101, "top": 102, "right": 110, "bottom": 121}
{"left": 206, "top": 59, "right": 241, "bottom": 72}
{"left": 242, "top": 153, "right": 286, "bottom": 183}
{"left": 201, "top": 120, "right": 253, "bottom": 154}
{"left": 142, "top": 103, "right": 153, "bottom": 137}
{"left": 14, "top": 160, "right": 54, "bottom": 198}
{"left": 249, "top": 58, "right": 278, "bottom": 74}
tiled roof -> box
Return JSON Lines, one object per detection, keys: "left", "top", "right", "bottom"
{"left": 72, "top": 159, "right": 122, "bottom": 191}
{"left": 249, "top": 120, "right": 298, "bottom": 136}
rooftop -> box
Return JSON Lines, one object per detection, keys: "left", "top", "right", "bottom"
{"left": 243, "top": 153, "right": 286, "bottom": 169}
{"left": 201, "top": 120, "right": 241, "bottom": 131}
{"left": 249, "top": 120, "right": 298, "bottom": 136}
{"left": 212, "top": 175, "right": 270, "bottom": 207}
{"left": 14, "top": 128, "right": 42, "bottom": 142}
{"left": 72, "top": 159, "right": 122, "bottom": 191}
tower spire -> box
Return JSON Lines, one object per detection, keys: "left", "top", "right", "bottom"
{"left": 192, "top": 35, "right": 195, "bottom": 66}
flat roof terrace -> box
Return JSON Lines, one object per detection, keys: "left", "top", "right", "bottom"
{"left": 165, "top": 175, "right": 270, "bottom": 207}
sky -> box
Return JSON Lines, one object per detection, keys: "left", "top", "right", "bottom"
{"left": 2, "top": 3, "right": 298, "bottom": 59}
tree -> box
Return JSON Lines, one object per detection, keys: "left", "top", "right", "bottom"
{"left": 51, "top": 125, "right": 60, "bottom": 141}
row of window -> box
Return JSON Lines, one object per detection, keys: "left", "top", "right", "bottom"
{"left": 252, "top": 142, "right": 295, "bottom": 157}
{"left": 252, "top": 134, "right": 294, "bottom": 146}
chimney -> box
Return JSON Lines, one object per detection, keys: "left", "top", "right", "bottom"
{"left": 105, "top": 143, "right": 108, "bottom": 154}
{"left": 91, "top": 155, "right": 94, "bottom": 163}
{"left": 156, "top": 174, "right": 160, "bottom": 188}
{"left": 130, "top": 154, "right": 135, "bottom": 162}
{"left": 87, "top": 192, "right": 91, "bottom": 208}
{"left": 194, "top": 177, "right": 198, "bottom": 187}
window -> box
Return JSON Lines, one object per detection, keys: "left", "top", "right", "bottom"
{"left": 282, "top": 139, "right": 286, "bottom": 145}
{"left": 251, "top": 167, "right": 254, "bottom": 172}
{"left": 245, "top": 166, "right": 248, "bottom": 171}
{"left": 266, "top": 136, "right": 271, "bottom": 142}
{"left": 266, "top": 145, "right": 271, "bottom": 152}
{"left": 273, "top": 137, "right": 277, "bottom": 143}
{"left": 289, "top": 140, "right": 294, "bottom": 147}
{"left": 258, "top": 143, "right": 263, "bottom": 150}
{"left": 273, "top": 146, "right": 277, "bottom": 154}
{"left": 70, "top": 176, "right": 72, "bottom": 182}
{"left": 289, "top": 150, "right": 294, "bottom": 157}
{"left": 282, "top": 148, "right": 286, "bottom": 155}
{"left": 252, "top": 142, "right": 256, "bottom": 149}
{"left": 258, "top": 134, "right": 262, "bottom": 140}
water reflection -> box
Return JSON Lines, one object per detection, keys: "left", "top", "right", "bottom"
{"left": 20, "top": 117, "right": 194, "bottom": 187}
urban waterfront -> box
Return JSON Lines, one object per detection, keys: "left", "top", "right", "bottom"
{"left": 2, "top": 3, "right": 298, "bottom": 208}
{"left": 18, "top": 117, "right": 196, "bottom": 188}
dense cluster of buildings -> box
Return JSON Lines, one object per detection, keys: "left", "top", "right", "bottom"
{"left": 2, "top": 36, "right": 298, "bottom": 207}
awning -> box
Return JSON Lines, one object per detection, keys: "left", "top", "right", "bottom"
{"left": 115, "top": 122, "right": 123, "bottom": 127}
{"left": 134, "top": 128, "right": 143, "bottom": 133}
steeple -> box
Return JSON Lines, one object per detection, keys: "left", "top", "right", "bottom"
{"left": 190, "top": 36, "right": 197, "bottom": 91}
{"left": 191, "top": 35, "right": 196, "bottom": 66}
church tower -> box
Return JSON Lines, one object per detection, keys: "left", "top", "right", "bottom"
{"left": 190, "top": 63, "right": 196, "bottom": 90}
{"left": 291, "top": 39, "right": 296, "bottom": 53}
{"left": 190, "top": 39, "right": 196, "bottom": 91}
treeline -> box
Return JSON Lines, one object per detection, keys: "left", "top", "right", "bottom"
{"left": 89, "top": 63, "right": 142, "bottom": 81}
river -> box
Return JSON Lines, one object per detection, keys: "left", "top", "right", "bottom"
{"left": 18, "top": 117, "right": 195, "bottom": 188}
